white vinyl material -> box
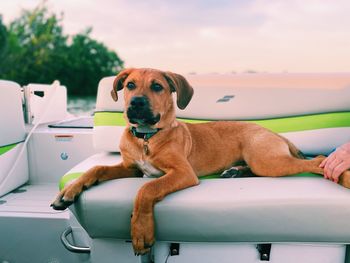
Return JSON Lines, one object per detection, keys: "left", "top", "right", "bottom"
{"left": 66, "top": 154, "right": 350, "bottom": 262}
{"left": 25, "top": 82, "right": 69, "bottom": 124}
{"left": 71, "top": 174, "right": 350, "bottom": 243}
{"left": 0, "top": 80, "right": 28, "bottom": 196}
{"left": 0, "top": 143, "right": 28, "bottom": 197}
{"left": 282, "top": 127, "right": 350, "bottom": 155}
{"left": 67, "top": 152, "right": 122, "bottom": 174}
{"left": 66, "top": 153, "right": 350, "bottom": 243}
{"left": 0, "top": 80, "right": 25, "bottom": 147}
{"left": 182, "top": 73, "right": 350, "bottom": 119}
{"left": 95, "top": 76, "right": 124, "bottom": 112}
{"left": 93, "top": 126, "right": 124, "bottom": 152}
{"left": 95, "top": 73, "right": 350, "bottom": 119}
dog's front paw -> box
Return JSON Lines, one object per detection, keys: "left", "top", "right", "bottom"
{"left": 50, "top": 182, "right": 84, "bottom": 210}
{"left": 131, "top": 213, "right": 155, "bottom": 255}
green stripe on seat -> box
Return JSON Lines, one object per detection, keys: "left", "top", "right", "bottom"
{"left": 94, "top": 111, "right": 350, "bottom": 133}
{"left": 249, "top": 112, "right": 350, "bottom": 133}
{"left": 59, "top": 171, "right": 321, "bottom": 190}
{"left": 59, "top": 172, "right": 224, "bottom": 189}
{"left": 198, "top": 172, "right": 321, "bottom": 180}
{"left": 290, "top": 172, "right": 321, "bottom": 177}
{"left": 0, "top": 142, "right": 19, "bottom": 156}
{"left": 200, "top": 174, "right": 221, "bottom": 179}
{"left": 59, "top": 172, "right": 83, "bottom": 190}
{"left": 94, "top": 112, "right": 127, "bottom": 126}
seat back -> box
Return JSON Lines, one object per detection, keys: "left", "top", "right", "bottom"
{"left": 93, "top": 73, "right": 350, "bottom": 155}
{"left": 0, "top": 80, "right": 28, "bottom": 196}
{"left": 93, "top": 77, "right": 124, "bottom": 152}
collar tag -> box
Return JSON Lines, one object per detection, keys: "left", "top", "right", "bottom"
{"left": 143, "top": 137, "right": 150, "bottom": 155}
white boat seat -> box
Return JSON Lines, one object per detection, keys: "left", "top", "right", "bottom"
{"left": 93, "top": 75, "right": 350, "bottom": 155}
{"left": 62, "top": 152, "right": 350, "bottom": 243}
{"left": 0, "top": 80, "right": 28, "bottom": 196}
{"left": 59, "top": 74, "right": 350, "bottom": 245}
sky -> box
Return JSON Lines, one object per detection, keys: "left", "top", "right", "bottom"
{"left": 0, "top": 0, "right": 350, "bottom": 74}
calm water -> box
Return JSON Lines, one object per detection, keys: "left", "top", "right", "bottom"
{"left": 67, "top": 96, "right": 96, "bottom": 116}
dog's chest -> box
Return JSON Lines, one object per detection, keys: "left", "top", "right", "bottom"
{"left": 135, "top": 160, "right": 164, "bottom": 178}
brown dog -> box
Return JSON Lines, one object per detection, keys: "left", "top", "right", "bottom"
{"left": 52, "top": 68, "right": 350, "bottom": 255}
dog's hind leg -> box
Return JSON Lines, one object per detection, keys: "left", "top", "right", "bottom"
{"left": 339, "top": 170, "right": 350, "bottom": 189}
{"left": 247, "top": 154, "right": 325, "bottom": 177}
{"left": 242, "top": 130, "right": 326, "bottom": 177}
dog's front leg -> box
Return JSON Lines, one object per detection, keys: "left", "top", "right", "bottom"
{"left": 131, "top": 157, "right": 199, "bottom": 255}
{"left": 51, "top": 162, "right": 142, "bottom": 210}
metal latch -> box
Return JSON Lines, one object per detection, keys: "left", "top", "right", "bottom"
{"left": 256, "top": 244, "right": 272, "bottom": 261}
{"left": 170, "top": 243, "right": 180, "bottom": 256}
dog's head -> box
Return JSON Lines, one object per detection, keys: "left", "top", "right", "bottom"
{"left": 111, "top": 68, "right": 194, "bottom": 128}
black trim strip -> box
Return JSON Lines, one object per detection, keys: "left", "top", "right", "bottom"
{"left": 0, "top": 140, "right": 25, "bottom": 149}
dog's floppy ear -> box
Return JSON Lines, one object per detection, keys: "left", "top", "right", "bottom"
{"left": 111, "top": 68, "right": 135, "bottom": 101}
{"left": 163, "top": 71, "right": 194, "bottom": 109}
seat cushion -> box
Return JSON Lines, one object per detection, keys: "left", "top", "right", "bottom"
{"left": 0, "top": 80, "right": 28, "bottom": 197}
{"left": 71, "top": 176, "right": 350, "bottom": 243}
{"left": 63, "top": 153, "right": 350, "bottom": 243}
{"left": 0, "top": 80, "right": 25, "bottom": 147}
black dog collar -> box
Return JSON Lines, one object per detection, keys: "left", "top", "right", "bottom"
{"left": 130, "top": 126, "right": 161, "bottom": 140}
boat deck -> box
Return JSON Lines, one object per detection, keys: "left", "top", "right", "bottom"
{"left": 0, "top": 184, "right": 89, "bottom": 262}
{"left": 0, "top": 184, "right": 68, "bottom": 217}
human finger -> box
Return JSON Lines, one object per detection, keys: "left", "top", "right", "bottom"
{"left": 331, "top": 162, "right": 350, "bottom": 183}
{"left": 324, "top": 155, "right": 340, "bottom": 180}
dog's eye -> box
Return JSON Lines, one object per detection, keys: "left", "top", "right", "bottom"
{"left": 151, "top": 83, "right": 163, "bottom": 92}
{"left": 126, "top": 82, "right": 136, "bottom": 90}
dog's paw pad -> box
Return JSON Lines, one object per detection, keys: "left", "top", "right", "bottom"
{"left": 221, "top": 167, "right": 240, "bottom": 178}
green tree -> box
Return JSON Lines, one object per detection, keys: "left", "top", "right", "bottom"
{"left": 0, "top": 3, "right": 124, "bottom": 96}
{"left": 2, "top": 4, "right": 67, "bottom": 85}
{"left": 59, "top": 29, "right": 124, "bottom": 96}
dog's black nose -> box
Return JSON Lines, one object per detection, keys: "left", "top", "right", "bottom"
{"left": 130, "top": 96, "right": 148, "bottom": 108}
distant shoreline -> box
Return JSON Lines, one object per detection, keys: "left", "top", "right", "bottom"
{"left": 68, "top": 96, "right": 96, "bottom": 117}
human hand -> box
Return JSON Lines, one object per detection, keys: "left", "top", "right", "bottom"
{"left": 319, "top": 142, "right": 350, "bottom": 183}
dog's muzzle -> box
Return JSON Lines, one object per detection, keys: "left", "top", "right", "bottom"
{"left": 127, "top": 96, "right": 161, "bottom": 125}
